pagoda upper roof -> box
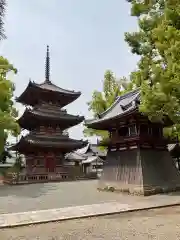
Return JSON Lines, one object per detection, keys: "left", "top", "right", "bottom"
{"left": 16, "top": 46, "right": 81, "bottom": 107}
{"left": 18, "top": 105, "right": 84, "bottom": 130}
{"left": 85, "top": 89, "right": 140, "bottom": 130}
{"left": 11, "top": 134, "right": 88, "bottom": 153}
{"left": 16, "top": 80, "right": 81, "bottom": 107}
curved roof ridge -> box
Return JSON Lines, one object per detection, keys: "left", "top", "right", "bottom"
{"left": 100, "top": 88, "right": 140, "bottom": 118}
{"left": 30, "top": 108, "right": 83, "bottom": 118}
{"left": 34, "top": 80, "right": 81, "bottom": 95}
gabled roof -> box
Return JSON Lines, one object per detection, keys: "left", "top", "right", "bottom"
{"left": 35, "top": 81, "right": 81, "bottom": 96}
{"left": 65, "top": 152, "right": 87, "bottom": 161}
{"left": 85, "top": 89, "right": 140, "bottom": 129}
{"left": 76, "top": 143, "right": 107, "bottom": 157}
{"left": 82, "top": 156, "right": 103, "bottom": 164}
{"left": 90, "top": 144, "right": 107, "bottom": 157}
{"left": 168, "top": 143, "right": 180, "bottom": 152}
{"left": 76, "top": 144, "right": 90, "bottom": 155}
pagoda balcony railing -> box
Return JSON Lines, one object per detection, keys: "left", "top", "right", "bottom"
{"left": 99, "top": 134, "right": 173, "bottom": 146}
{"left": 5, "top": 172, "right": 70, "bottom": 184}
{"left": 33, "top": 103, "right": 67, "bottom": 113}
{"left": 4, "top": 165, "right": 85, "bottom": 184}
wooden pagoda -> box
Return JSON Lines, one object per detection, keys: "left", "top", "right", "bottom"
{"left": 12, "top": 46, "right": 87, "bottom": 181}
{"left": 85, "top": 89, "right": 180, "bottom": 195}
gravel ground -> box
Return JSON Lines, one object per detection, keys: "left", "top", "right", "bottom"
{"left": 1, "top": 206, "right": 180, "bottom": 240}
{"left": 0, "top": 180, "right": 143, "bottom": 214}
{"left": 0, "top": 180, "right": 180, "bottom": 214}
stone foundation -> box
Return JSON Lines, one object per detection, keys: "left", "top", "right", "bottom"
{"left": 99, "top": 148, "right": 180, "bottom": 196}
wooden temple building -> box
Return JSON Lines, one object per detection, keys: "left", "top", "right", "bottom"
{"left": 10, "top": 46, "right": 87, "bottom": 183}
{"left": 85, "top": 89, "right": 180, "bottom": 195}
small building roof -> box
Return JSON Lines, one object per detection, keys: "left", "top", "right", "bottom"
{"left": 65, "top": 152, "right": 87, "bottom": 161}
{"left": 85, "top": 89, "right": 140, "bottom": 130}
{"left": 76, "top": 143, "right": 106, "bottom": 157}
{"left": 90, "top": 144, "right": 107, "bottom": 157}
{"left": 82, "top": 156, "right": 103, "bottom": 164}
{"left": 168, "top": 144, "right": 176, "bottom": 151}
{"left": 168, "top": 143, "right": 180, "bottom": 152}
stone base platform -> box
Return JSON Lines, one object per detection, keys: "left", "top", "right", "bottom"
{"left": 98, "top": 184, "right": 180, "bottom": 196}
{"left": 1, "top": 199, "right": 180, "bottom": 228}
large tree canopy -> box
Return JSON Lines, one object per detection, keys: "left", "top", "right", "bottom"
{"left": 125, "top": 0, "right": 180, "bottom": 124}
{"left": 84, "top": 70, "right": 129, "bottom": 141}
{"left": 0, "top": 56, "right": 20, "bottom": 154}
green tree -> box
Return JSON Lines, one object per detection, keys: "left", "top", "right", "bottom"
{"left": 84, "top": 70, "right": 129, "bottom": 140}
{"left": 0, "top": 56, "right": 20, "bottom": 154}
{"left": 125, "top": 0, "right": 180, "bottom": 137}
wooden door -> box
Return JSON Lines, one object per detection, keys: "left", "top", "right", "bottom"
{"left": 45, "top": 154, "right": 56, "bottom": 172}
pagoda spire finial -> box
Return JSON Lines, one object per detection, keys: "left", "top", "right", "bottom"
{"left": 45, "top": 45, "right": 50, "bottom": 83}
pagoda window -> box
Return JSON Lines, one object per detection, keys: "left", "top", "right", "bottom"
{"left": 47, "top": 126, "right": 53, "bottom": 134}
{"left": 148, "top": 126, "right": 152, "bottom": 135}
{"left": 40, "top": 126, "right": 45, "bottom": 134}
{"left": 109, "top": 132, "right": 112, "bottom": 138}
{"left": 56, "top": 126, "right": 61, "bottom": 134}
{"left": 140, "top": 124, "right": 149, "bottom": 135}
{"left": 118, "top": 126, "right": 129, "bottom": 137}
{"left": 129, "top": 124, "right": 137, "bottom": 136}
{"left": 37, "top": 157, "right": 44, "bottom": 166}
{"left": 55, "top": 155, "right": 63, "bottom": 165}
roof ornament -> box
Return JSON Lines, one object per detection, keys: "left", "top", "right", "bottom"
{"left": 45, "top": 45, "right": 51, "bottom": 84}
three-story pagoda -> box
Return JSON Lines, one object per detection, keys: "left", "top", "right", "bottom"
{"left": 85, "top": 89, "right": 180, "bottom": 196}
{"left": 12, "top": 46, "right": 87, "bottom": 177}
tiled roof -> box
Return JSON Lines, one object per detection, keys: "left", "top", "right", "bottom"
{"left": 30, "top": 108, "right": 83, "bottom": 120}
{"left": 85, "top": 89, "right": 140, "bottom": 127}
{"left": 90, "top": 144, "right": 107, "bottom": 157}
{"left": 35, "top": 81, "right": 81, "bottom": 96}
{"left": 76, "top": 143, "right": 107, "bottom": 157}
{"left": 11, "top": 134, "right": 88, "bottom": 151}
{"left": 168, "top": 143, "right": 180, "bottom": 152}
{"left": 65, "top": 152, "right": 87, "bottom": 161}
{"left": 16, "top": 80, "right": 81, "bottom": 107}
{"left": 18, "top": 107, "right": 84, "bottom": 127}
{"left": 82, "top": 156, "right": 103, "bottom": 164}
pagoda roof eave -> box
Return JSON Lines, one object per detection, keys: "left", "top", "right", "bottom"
{"left": 17, "top": 108, "right": 85, "bottom": 129}
{"left": 16, "top": 80, "right": 81, "bottom": 106}
{"left": 34, "top": 81, "right": 81, "bottom": 96}
{"left": 11, "top": 135, "right": 88, "bottom": 153}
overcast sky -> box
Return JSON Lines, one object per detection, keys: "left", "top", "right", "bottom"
{"left": 1, "top": 0, "right": 139, "bottom": 143}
